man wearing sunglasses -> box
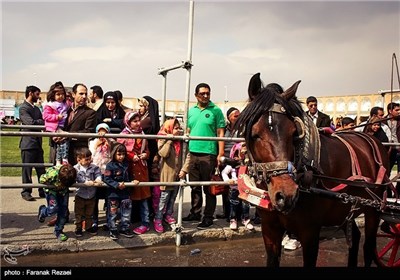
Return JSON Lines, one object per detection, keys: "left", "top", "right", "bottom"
{"left": 306, "top": 96, "right": 331, "bottom": 128}
{"left": 182, "top": 83, "right": 226, "bottom": 230}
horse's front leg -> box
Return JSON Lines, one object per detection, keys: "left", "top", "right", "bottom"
{"left": 263, "top": 234, "right": 284, "bottom": 267}
{"left": 260, "top": 213, "right": 285, "bottom": 267}
{"left": 299, "top": 227, "right": 321, "bottom": 267}
{"left": 263, "top": 235, "right": 282, "bottom": 267}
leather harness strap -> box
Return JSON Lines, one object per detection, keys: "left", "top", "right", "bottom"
{"left": 354, "top": 132, "right": 387, "bottom": 185}
{"left": 328, "top": 132, "right": 387, "bottom": 192}
{"left": 331, "top": 133, "right": 360, "bottom": 176}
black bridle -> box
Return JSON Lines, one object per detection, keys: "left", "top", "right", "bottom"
{"left": 245, "top": 103, "right": 300, "bottom": 185}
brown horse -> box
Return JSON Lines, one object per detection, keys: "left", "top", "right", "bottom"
{"left": 236, "top": 73, "right": 391, "bottom": 267}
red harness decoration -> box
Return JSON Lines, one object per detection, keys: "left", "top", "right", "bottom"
{"left": 329, "top": 133, "right": 387, "bottom": 192}
{"left": 238, "top": 165, "right": 272, "bottom": 210}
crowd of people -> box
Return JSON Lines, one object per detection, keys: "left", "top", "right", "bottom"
{"left": 19, "top": 81, "right": 257, "bottom": 242}
{"left": 17, "top": 82, "right": 399, "bottom": 248}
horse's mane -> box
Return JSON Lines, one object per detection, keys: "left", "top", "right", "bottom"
{"left": 236, "top": 83, "right": 304, "bottom": 140}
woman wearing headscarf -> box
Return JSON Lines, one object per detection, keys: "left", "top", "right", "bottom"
{"left": 96, "top": 91, "right": 126, "bottom": 133}
{"left": 137, "top": 96, "right": 161, "bottom": 218}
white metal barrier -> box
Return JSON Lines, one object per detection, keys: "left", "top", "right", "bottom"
{"left": 0, "top": 126, "right": 243, "bottom": 247}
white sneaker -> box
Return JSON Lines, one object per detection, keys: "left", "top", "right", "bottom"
{"left": 229, "top": 219, "right": 238, "bottom": 230}
{"left": 284, "top": 238, "right": 301, "bottom": 250}
{"left": 242, "top": 219, "right": 254, "bottom": 230}
{"left": 281, "top": 234, "right": 290, "bottom": 246}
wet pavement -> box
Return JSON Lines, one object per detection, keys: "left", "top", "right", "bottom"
{"left": 1, "top": 230, "right": 397, "bottom": 279}
{"left": 0, "top": 230, "right": 354, "bottom": 267}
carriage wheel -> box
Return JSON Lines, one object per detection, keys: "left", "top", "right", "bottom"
{"left": 375, "top": 223, "right": 400, "bottom": 267}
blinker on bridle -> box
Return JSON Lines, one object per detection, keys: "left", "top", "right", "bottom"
{"left": 266, "top": 103, "right": 286, "bottom": 131}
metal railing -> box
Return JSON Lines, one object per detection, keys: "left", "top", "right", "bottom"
{"left": 0, "top": 129, "right": 244, "bottom": 142}
{"left": 0, "top": 125, "right": 242, "bottom": 247}
{"left": 0, "top": 129, "right": 242, "bottom": 188}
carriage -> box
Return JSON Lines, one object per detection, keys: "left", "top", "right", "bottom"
{"left": 375, "top": 198, "right": 400, "bottom": 267}
{"left": 235, "top": 73, "right": 400, "bottom": 267}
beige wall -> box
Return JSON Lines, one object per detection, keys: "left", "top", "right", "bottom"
{"left": 2, "top": 89, "right": 399, "bottom": 123}
{"left": 303, "top": 92, "right": 400, "bottom": 123}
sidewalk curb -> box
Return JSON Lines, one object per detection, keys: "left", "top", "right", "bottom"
{"left": 0, "top": 225, "right": 263, "bottom": 254}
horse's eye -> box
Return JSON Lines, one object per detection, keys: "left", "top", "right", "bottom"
{"left": 251, "top": 133, "right": 260, "bottom": 140}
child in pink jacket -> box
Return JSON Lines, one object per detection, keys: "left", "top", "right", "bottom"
{"left": 43, "top": 82, "right": 70, "bottom": 166}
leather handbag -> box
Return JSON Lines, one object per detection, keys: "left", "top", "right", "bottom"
{"left": 209, "top": 167, "right": 229, "bottom": 196}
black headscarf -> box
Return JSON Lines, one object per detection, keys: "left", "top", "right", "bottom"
{"left": 139, "top": 96, "right": 160, "bottom": 182}
{"left": 96, "top": 91, "right": 126, "bottom": 132}
{"left": 142, "top": 96, "right": 160, "bottom": 135}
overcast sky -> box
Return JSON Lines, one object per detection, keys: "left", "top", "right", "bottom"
{"left": 2, "top": 1, "right": 399, "bottom": 103}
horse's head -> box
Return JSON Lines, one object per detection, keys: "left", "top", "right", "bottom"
{"left": 237, "top": 73, "right": 304, "bottom": 213}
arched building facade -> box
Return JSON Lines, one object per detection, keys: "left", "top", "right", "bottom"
{"left": 1, "top": 89, "right": 400, "bottom": 124}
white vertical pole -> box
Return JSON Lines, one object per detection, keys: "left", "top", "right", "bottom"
{"left": 183, "top": 0, "right": 194, "bottom": 128}
{"left": 160, "top": 73, "right": 167, "bottom": 126}
{"left": 176, "top": 0, "right": 194, "bottom": 247}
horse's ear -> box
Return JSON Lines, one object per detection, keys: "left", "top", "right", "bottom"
{"left": 248, "top": 73, "right": 262, "bottom": 101}
{"left": 282, "top": 80, "right": 301, "bottom": 100}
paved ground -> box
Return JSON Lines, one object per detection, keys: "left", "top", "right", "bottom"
{"left": 1, "top": 171, "right": 381, "bottom": 256}
{"left": 0, "top": 176, "right": 262, "bottom": 254}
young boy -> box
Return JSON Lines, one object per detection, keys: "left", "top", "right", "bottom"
{"left": 103, "top": 142, "right": 135, "bottom": 240}
{"left": 38, "top": 164, "right": 77, "bottom": 241}
{"left": 73, "top": 147, "right": 102, "bottom": 237}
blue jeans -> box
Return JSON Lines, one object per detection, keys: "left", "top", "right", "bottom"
{"left": 56, "top": 140, "right": 69, "bottom": 162}
{"left": 138, "top": 199, "right": 150, "bottom": 227}
{"left": 40, "top": 192, "right": 69, "bottom": 237}
{"left": 155, "top": 188, "right": 178, "bottom": 220}
{"left": 229, "top": 187, "right": 250, "bottom": 221}
{"left": 107, "top": 198, "right": 132, "bottom": 231}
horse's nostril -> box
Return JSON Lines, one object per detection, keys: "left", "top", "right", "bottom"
{"left": 275, "top": 192, "right": 286, "bottom": 210}
{"left": 275, "top": 192, "right": 285, "bottom": 203}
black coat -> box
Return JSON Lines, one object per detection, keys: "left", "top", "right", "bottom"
{"left": 306, "top": 110, "right": 331, "bottom": 128}
{"left": 19, "top": 100, "right": 44, "bottom": 150}
{"left": 64, "top": 105, "right": 96, "bottom": 164}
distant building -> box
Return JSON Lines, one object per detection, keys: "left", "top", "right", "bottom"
{"left": 1, "top": 89, "right": 400, "bottom": 124}
{"left": 0, "top": 99, "right": 16, "bottom": 117}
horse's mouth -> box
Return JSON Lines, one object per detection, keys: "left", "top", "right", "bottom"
{"left": 273, "top": 187, "right": 299, "bottom": 214}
